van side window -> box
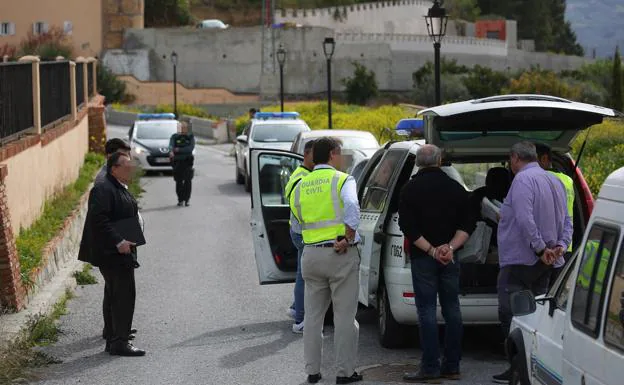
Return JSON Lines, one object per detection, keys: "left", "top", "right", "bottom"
{"left": 555, "top": 258, "right": 577, "bottom": 310}
{"left": 361, "top": 151, "right": 404, "bottom": 213}
{"left": 571, "top": 225, "right": 618, "bottom": 338}
{"left": 604, "top": 238, "right": 624, "bottom": 353}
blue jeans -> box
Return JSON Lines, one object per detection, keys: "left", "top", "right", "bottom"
{"left": 410, "top": 253, "right": 463, "bottom": 375}
{"left": 290, "top": 229, "right": 305, "bottom": 323}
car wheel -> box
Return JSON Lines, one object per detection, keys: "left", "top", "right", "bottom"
{"left": 510, "top": 352, "right": 529, "bottom": 385}
{"left": 235, "top": 165, "right": 244, "bottom": 184}
{"left": 378, "top": 283, "right": 410, "bottom": 348}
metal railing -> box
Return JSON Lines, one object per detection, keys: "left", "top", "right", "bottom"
{"left": 75, "top": 62, "right": 85, "bottom": 107}
{"left": 0, "top": 62, "right": 34, "bottom": 143}
{"left": 87, "top": 62, "right": 94, "bottom": 97}
{"left": 39, "top": 61, "right": 71, "bottom": 128}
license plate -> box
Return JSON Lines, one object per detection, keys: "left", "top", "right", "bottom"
{"left": 154, "top": 158, "right": 170, "bottom": 164}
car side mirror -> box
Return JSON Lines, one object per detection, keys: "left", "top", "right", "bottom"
{"left": 510, "top": 290, "right": 537, "bottom": 316}
{"left": 236, "top": 135, "right": 248, "bottom": 144}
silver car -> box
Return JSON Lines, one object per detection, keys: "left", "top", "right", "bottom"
{"left": 129, "top": 114, "right": 180, "bottom": 172}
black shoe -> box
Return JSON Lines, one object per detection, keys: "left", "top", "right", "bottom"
{"left": 403, "top": 372, "right": 442, "bottom": 384}
{"left": 307, "top": 373, "right": 322, "bottom": 384}
{"left": 130, "top": 328, "right": 137, "bottom": 334}
{"left": 128, "top": 334, "right": 136, "bottom": 340}
{"left": 177, "top": 202, "right": 183, "bottom": 207}
{"left": 336, "top": 372, "right": 363, "bottom": 384}
{"left": 492, "top": 368, "right": 511, "bottom": 383}
{"left": 184, "top": 201, "right": 190, "bottom": 206}
{"left": 109, "top": 341, "right": 146, "bottom": 357}
{"left": 441, "top": 370, "right": 461, "bottom": 381}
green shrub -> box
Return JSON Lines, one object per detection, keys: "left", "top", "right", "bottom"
{"left": 19, "top": 26, "right": 73, "bottom": 60}
{"left": 341, "top": 62, "right": 378, "bottom": 105}
{"left": 97, "top": 65, "right": 134, "bottom": 104}
{"left": 413, "top": 73, "right": 471, "bottom": 106}
{"left": 154, "top": 103, "right": 213, "bottom": 119}
{"left": 462, "top": 65, "right": 509, "bottom": 99}
{"left": 145, "top": 0, "right": 194, "bottom": 27}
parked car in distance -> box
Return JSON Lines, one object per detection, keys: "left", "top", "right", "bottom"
{"left": 247, "top": 94, "right": 620, "bottom": 349}
{"left": 196, "top": 19, "right": 228, "bottom": 29}
{"left": 289, "top": 129, "right": 380, "bottom": 182}
{"left": 129, "top": 113, "right": 183, "bottom": 172}
{"left": 507, "top": 166, "right": 624, "bottom": 385}
{"left": 235, "top": 112, "right": 310, "bottom": 192}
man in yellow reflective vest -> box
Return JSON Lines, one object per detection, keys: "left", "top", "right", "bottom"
{"left": 290, "top": 137, "right": 363, "bottom": 384}
{"left": 285, "top": 139, "right": 315, "bottom": 333}
{"left": 536, "top": 143, "right": 575, "bottom": 284}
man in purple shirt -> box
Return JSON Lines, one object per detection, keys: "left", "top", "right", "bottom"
{"left": 492, "top": 141, "right": 572, "bottom": 383}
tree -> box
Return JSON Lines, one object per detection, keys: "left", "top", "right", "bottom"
{"left": 462, "top": 65, "right": 509, "bottom": 99}
{"left": 504, "top": 70, "right": 582, "bottom": 100}
{"left": 145, "top": 0, "right": 193, "bottom": 27}
{"left": 445, "top": 0, "right": 481, "bottom": 22}
{"left": 612, "top": 46, "right": 623, "bottom": 111}
{"left": 341, "top": 62, "right": 378, "bottom": 105}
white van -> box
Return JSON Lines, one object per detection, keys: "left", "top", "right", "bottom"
{"left": 508, "top": 166, "right": 624, "bottom": 385}
{"left": 248, "top": 94, "right": 620, "bottom": 348}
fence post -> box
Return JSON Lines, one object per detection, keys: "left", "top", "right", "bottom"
{"left": 2, "top": 55, "right": 8, "bottom": 63}
{"left": 76, "top": 57, "right": 88, "bottom": 104}
{"left": 69, "top": 61, "right": 77, "bottom": 121}
{"left": 18, "top": 56, "right": 41, "bottom": 135}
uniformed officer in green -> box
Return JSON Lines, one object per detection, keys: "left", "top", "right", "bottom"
{"left": 290, "top": 137, "right": 363, "bottom": 384}
{"left": 285, "top": 139, "right": 315, "bottom": 333}
{"left": 169, "top": 122, "right": 195, "bottom": 206}
{"left": 536, "top": 143, "right": 575, "bottom": 282}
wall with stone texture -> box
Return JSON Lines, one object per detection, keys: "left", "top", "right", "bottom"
{"left": 103, "top": 0, "right": 144, "bottom": 50}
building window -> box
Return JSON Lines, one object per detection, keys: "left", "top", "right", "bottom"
{"left": 33, "top": 21, "right": 49, "bottom": 35}
{"left": 0, "top": 22, "right": 15, "bottom": 36}
{"left": 64, "top": 21, "right": 73, "bottom": 35}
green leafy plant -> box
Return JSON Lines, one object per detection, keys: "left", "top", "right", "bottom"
{"left": 612, "top": 46, "right": 623, "bottom": 111}
{"left": 19, "top": 26, "right": 73, "bottom": 60}
{"left": 461, "top": 65, "right": 509, "bottom": 99}
{"left": 145, "top": 0, "right": 194, "bottom": 27}
{"left": 341, "top": 62, "right": 378, "bottom": 105}
{"left": 73, "top": 264, "right": 98, "bottom": 285}
{"left": 97, "top": 65, "right": 134, "bottom": 104}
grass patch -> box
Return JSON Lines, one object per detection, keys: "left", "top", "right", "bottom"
{"left": 73, "top": 264, "right": 98, "bottom": 285}
{"left": 16, "top": 153, "right": 105, "bottom": 286}
{"left": 129, "top": 167, "right": 145, "bottom": 200}
{"left": 0, "top": 289, "right": 73, "bottom": 384}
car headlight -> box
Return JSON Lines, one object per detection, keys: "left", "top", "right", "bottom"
{"left": 133, "top": 144, "right": 148, "bottom": 155}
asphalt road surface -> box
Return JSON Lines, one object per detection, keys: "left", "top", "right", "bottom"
{"left": 30, "top": 125, "right": 506, "bottom": 385}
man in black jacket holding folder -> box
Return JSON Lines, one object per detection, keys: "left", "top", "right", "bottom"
{"left": 78, "top": 152, "right": 146, "bottom": 356}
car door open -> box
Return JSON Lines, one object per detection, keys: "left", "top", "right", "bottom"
{"left": 250, "top": 149, "right": 303, "bottom": 284}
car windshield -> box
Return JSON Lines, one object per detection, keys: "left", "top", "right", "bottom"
{"left": 301, "top": 136, "right": 378, "bottom": 152}
{"left": 252, "top": 124, "right": 307, "bottom": 142}
{"left": 439, "top": 130, "right": 564, "bottom": 141}
{"left": 136, "top": 121, "right": 178, "bottom": 140}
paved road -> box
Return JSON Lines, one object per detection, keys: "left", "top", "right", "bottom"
{"left": 30, "top": 125, "right": 506, "bottom": 385}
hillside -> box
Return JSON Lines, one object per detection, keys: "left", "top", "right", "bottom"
{"left": 566, "top": 0, "right": 624, "bottom": 58}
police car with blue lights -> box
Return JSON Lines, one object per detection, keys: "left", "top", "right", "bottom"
{"left": 235, "top": 112, "right": 310, "bottom": 192}
{"left": 129, "top": 113, "right": 184, "bottom": 172}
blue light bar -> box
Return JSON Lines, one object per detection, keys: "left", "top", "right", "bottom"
{"left": 137, "top": 113, "right": 176, "bottom": 120}
{"left": 254, "top": 112, "right": 300, "bottom": 120}
{"left": 395, "top": 118, "right": 424, "bottom": 136}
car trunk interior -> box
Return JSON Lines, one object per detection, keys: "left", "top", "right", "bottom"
{"left": 387, "top": 152, "right": 588, "bottom": 295}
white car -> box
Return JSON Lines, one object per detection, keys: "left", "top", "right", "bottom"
{"left": 508, "top": 166, "right": 624, "bottom": 385}
{"left": 234, "top": 112, "right": 310, "bottom": 192}
{"left": 289, "top": 129, "right": 380, "bottom": 182}
{"left": 196, "top": 19, "right": 228, "bottom": 29}
{"left": 247, "top": 94, "right": 619, "bottom": 348}
{"left": 128, "top": 113, "right": 182, "bottom": 172}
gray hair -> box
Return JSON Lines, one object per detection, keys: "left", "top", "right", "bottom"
{"left": 416, "top": 144, "right": 442, "bottom": 167}
{"left": 510, "top": 141, "right": 538, "bottom": 162}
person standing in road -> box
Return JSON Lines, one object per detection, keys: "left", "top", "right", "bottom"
{"left": 290, "top": 137, "right": 363, "bottom": 384}
{"left": 535, "top": 142, "right": 575, "bottom": 282}
{"left": 492, "top": 141, "right": 572, "bottom": 383}
{"left": 169, "top": 122, "right": 195, "bottom": 206}
{"left": 284, "top": 139, "right": 315, "bottom": 333}
{"left": 78, "top": 152, "right": 146, "bottom": 357}
{"left": 398, "top": 144, "right": 475, "bottom": 383}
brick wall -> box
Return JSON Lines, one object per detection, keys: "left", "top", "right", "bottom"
{"left": 88, "top": 95, "right": 107, "bottom": 154}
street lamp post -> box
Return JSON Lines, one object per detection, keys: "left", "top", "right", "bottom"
{"left": 171, "top": 51, "right": 178, "bottom": 118}
{"left": 323, "top": 37, "right": 336, "bottom": 129}
{"left": 424, "top": 1, "right": 448, "bottom": 106}
{"left": 276, "top": 45, "right": 287, "bottom": 112}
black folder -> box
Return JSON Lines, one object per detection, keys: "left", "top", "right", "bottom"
{"left": 113, "top": 217, "right": 146, "bottom": 246}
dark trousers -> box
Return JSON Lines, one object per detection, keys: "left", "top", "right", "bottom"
{"left": 100, "top": 266, "right": 136, "bottom": 342}
{"left": 173, "top": 160, "right": 193, "bottom": 203}
{"left": 410, "top": 253, "right": 463, "bottom": 375}
{"left": 497, "top": 261, "right": 552, "bottom": 339}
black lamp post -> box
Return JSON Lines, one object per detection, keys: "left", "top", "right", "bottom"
{"left": 323, "top": 37, "right": 336, "bottom": 129}
{"left": 171, "top": 51, "right": 178, "bottom": 118}
{"left": 276, "top": 44, "right": 287, "bottom": 112}
{"left": 425, "top": 0, "right": 448, "bottom": 106}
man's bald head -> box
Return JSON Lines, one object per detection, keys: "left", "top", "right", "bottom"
{"left": 416, "top": 144, "right": 442, "bottom": 168}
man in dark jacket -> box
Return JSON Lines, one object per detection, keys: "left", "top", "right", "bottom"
{"left": 169, "top": 122, "right": 195, "bottom": 206}
{"left": 398, "top": 144, "right": 475, "bottom": 382}
{"left": 78, "top": 152, "right": 145, "bottom": 356}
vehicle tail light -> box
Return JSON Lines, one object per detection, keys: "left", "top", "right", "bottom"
{"left": 572, "top": 161, "right": 594, "bottom": 220}
{"left": 403, "top": 292, "right": 415, "bottom": 298}
{"left": 274, "top": 254, "right": 282, "bottom": 265}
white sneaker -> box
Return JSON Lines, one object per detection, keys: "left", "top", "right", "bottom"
{"left": 292, "top": 321, "right": 304, "bottom": 334}
{"left": 287, "top": 308, "right": 296, "bottom": 320}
